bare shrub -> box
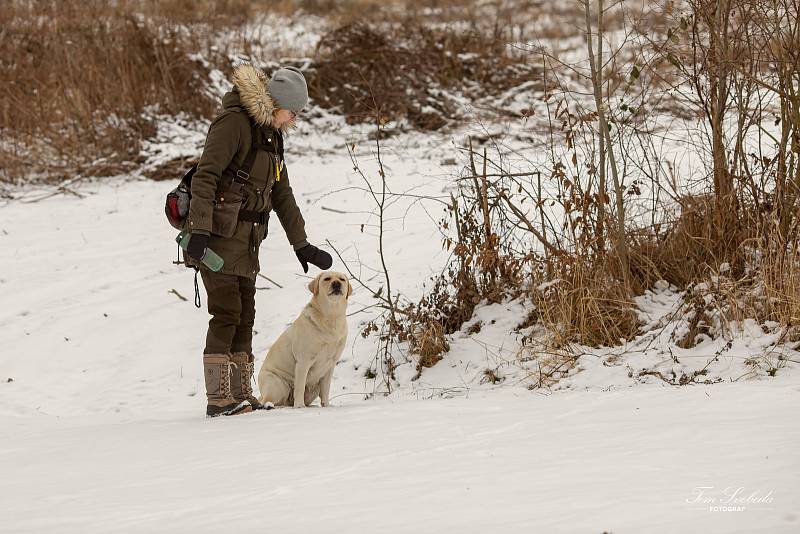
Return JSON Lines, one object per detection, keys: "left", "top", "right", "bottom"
{"left": 404, "top": 148, "right": 530, "bottom": 331}
{"left": 362, "top": 142, "right": 533, "bottom": 376}
{"left": 395, "top": 196, "right": 528, "bottom": 369}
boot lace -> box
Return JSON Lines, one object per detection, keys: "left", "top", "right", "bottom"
{"left": 220, "top": 361, "right": 234, "bottom": 399}
{"left": 241, "top": 361, "right": 255, "bottom": 397}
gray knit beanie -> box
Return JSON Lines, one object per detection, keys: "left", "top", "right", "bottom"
{"left": 268, "top": 66, "right": 308, "bottom": 111}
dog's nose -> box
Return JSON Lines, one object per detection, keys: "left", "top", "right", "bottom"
{"left": 332, "top": 281, "right": 342, "bottom": 290}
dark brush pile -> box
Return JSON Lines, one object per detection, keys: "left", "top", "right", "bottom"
{"left": 307, "top": 22, "right": 540, "bottom": 130}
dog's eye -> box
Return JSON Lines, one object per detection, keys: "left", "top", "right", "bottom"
{"left": 324, "top": 277, "right": 331, "bottom": 281}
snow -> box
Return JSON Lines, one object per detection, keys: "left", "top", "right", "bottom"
{"left": 139, "top": 114, "right": 208, "bottom": 170}
{"left": 2, "top": 10, "right": 799, "bottom": 530}
{"left": 0, "top": 383, "right": 797, "bottom": 533}
{"left": 1, "top": 130, "right": 798, "bottom": 531}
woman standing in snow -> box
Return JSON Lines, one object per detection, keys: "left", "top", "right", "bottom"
{"left": 184, "top": 63, "right": 332, "bottom": 417}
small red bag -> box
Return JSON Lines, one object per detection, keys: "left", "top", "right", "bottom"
{"left": 165, "top": 165, "right": 196, "bottom": 229}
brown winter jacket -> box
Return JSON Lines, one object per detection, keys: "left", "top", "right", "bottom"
{"left": 186, "top": 64, "right": 308, "bottom": 278}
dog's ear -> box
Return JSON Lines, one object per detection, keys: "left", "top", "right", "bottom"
{"left": 307, "top": 274, "right": 321, "bottom": 295}
{"left": 347, "top": 278, "right": 353, "bottom": 298}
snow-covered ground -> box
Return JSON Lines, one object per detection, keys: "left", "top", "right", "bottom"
{"left": 1, "top": 382, "right": 797, "bottom": 533}
{"left": 1, "top": 10, "right": 798, "bottom": 529}
{"left": 1, "top": 128, "right": 798, "bottom": 532}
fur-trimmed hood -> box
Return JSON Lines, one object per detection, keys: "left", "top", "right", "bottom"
{"left": 224, "top": 63, "right": 291, "bottom": 132}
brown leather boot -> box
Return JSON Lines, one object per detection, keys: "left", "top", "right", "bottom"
{"left": 230, "top": 351, "right": 266, "bottom": 410}
{"left": 203, "top": 354, "right": 252, "bottom": 417}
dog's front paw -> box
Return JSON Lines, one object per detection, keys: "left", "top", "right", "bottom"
{"left": 293, "top": 402, "right": 305, "bottom": 409}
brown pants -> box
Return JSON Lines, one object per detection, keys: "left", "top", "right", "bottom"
{"left": 200, "top": 270, "right": 256, "bottom": 355}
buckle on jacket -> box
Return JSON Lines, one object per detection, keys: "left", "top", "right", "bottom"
{"left": 235, "top": 169, "right": 250, "bottom": 182}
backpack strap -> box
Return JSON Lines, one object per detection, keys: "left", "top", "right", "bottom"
{"left": 211, "top": 108, "right": 260, "bottom": 196}
{"left": 231, "top": 119, "right": 260, "bottom": 185}
{"left": 216, "top": 107, "right": 279, "bottom": 192}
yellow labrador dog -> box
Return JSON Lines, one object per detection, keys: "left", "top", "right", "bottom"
{"left": 257, "top": 271, "right": 351, "bottom": 408}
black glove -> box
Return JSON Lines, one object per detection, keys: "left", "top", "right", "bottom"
{"left": 295, "top": 244, "right": 333, "bottom": 273}
{"left": 186, "top": 232, "right": 210, "bottom": 262}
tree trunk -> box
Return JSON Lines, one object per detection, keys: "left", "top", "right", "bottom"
{"left": 583, "top": 0, "right": 630, "bottom": 288}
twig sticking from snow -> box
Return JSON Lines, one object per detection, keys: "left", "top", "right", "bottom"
{"left": 20, "top": 175, "right": 89, "bottom": 203}
{"left": 321, "top": 206, "right": 348, "bottom": 214}
{"left": 169, "top": 289, "right": 188, "bottom": 302}
{"left": 257, "top": 273, "right": 283, "bottom": 289}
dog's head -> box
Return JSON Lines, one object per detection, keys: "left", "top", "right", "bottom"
{"left": 308, "top": 271, "right": 352, "bottom": 308}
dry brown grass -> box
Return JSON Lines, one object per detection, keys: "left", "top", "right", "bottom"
{"left": 627, "top": 194, "right": 759, "bottom": 290}
{"left": 136, "top": 0, "right": 269, "bottom": 23}
{"left": 715, "top": 237, "right": 800, "bottom": 337}
{"left": 409, "top": 320, "right": 449, "bottom": 378}
{"left": 531, "top": 255, "right": 641, "bottom": 348}
{"left": 513, "top": 197, "right": 795, "bottom": 351}
{"left": 662, "top": 248, "right": 800, "bottom": 350}
{"left": 0, "top": 0, "right": 316, "bottom": 183}
{"left": 760, "top": 246, "right": 800, "bottom": 328}
{"left": 0, "top": 0, "right": 229, "bottom": 182}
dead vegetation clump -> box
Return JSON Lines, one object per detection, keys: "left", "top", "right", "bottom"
{"left": 409, "top": 320, "right": 449, "bottom": 378}
{"left": 481, "top": 368, "right": 504, "bottom": 384}
{"left": 519, "top": 346, "right": 579, "bottom": 389}
{"left": 308, "top": 22, "right": 540, "bottom": 129}
{"left": 680, "top": 242, "right": 800, "bottom": 349}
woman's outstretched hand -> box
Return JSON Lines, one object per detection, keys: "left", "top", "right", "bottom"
{"left": 295, "top": 243, "right": 333, "bottom": 273}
